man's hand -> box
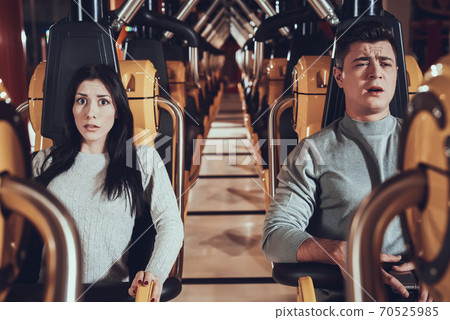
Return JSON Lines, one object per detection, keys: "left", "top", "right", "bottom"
{"left": 380, "top": 254, "right": 409, "bottom": 298}
{"left": 297, "top": 238, "right": 433, "bottom": 302}
{"left": 391, "top": 262, "right": 433, "bottom": 302}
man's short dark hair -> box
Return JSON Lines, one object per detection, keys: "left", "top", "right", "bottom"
{"left": 334, "top": 21, "right": 397, "bottom": 69}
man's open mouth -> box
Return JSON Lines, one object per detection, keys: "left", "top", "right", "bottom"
{"left": 367, "top": 86, "right": 384, "bottom": 93}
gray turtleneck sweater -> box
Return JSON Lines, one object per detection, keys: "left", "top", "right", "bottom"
{"left": 32, "top": 145, "right": 184, "bottom": 284}
{"left": 262, "top": 113, "right": 407, "bottom": 262}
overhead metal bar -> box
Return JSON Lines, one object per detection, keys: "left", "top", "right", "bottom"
{"left": 111, "top": 0, "right": 146, "bottom": 31}
{"left": 307, "top": 0, "right": 339, "bottom": 26}
{"left": 234, "top": 0, "right": 261, "bottom": 27}
{"left": 212, "top": 21, "right": 230, "bottom": 48}
{"left": 216, "top": 27, "right": 230, "bottom": 48}
{"left": 230, "top": 16, "right": 251, "bottom": 42}
{"left": 230, "top": 23, "right": 247, "bottom": 47}
{"left": 170, "top": 0, "right": 200, "bottom": 21}
{"left": 163, "top": 0, "right": 200, "bottom": 39}
{"left": 229, "top": 6, "right": 255, "bottom": 37}
{"left": 201, "top": 7, "right": 227, "bottom": 39}
{"left": 206, "top": 16, "right": 228, "bottom": 43}
{"left": 193, "top": 0, "right": 221, "bottom": 32}
{"left": 253, "top": 0, "right": 290, "bottom": 37}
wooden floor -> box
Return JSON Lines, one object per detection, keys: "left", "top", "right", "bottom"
{"left": 172, "top": 93, "right": 296, "bottom": 302}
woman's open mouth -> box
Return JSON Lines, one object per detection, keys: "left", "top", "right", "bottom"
{"left": 367, "top": 86, "right": 384, "bottom": 96}
{"left": 84, "top": 124, "right": 100, "bottom": 132}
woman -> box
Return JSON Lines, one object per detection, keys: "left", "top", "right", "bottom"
{"left": 32, "top": 64, "right": 184, "bottom": 301}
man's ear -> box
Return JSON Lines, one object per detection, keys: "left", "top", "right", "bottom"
{"left": 333, "top": 67, "right": 344, "bottom": 88}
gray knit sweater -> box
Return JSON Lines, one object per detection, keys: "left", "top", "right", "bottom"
{"left": 32, "top": 145, "right": 184, "bottom": 283}
{"left": 262, "top": 113, "right": 407, "bottom": 263}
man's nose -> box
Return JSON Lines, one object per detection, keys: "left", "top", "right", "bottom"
{"left": 368, "top": 62, "right": 383, "bottom": 79}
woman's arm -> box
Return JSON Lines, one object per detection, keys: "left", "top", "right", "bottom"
{"left": 137, "top": 146, "right": 184, "bottom": 282}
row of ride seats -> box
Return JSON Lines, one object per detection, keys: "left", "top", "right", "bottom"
{"left": 119, "top": 10, "right": 225, "bottom": 219}
{"left": 2, "top": 52, "right": 450, "bottom": 303}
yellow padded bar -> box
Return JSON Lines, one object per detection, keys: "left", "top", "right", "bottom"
{"left": 297, "top": 276, "right": 316, "bottom": 302}
{"left": 402, "top": 55, "right": 450, "bottom": 301}
{"left": 135, "top": 281, "right": 155, "bottom": 302}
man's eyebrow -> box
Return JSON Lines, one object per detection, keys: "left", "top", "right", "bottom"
{"left": 351, "top": 56, "right": 394, "bottom": 63}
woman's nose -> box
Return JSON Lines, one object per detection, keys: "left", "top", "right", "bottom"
{"left": 86, "top": 103, "right": 97, "bottom": 119}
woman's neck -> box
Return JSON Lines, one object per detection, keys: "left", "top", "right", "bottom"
{"left": 79, "top": 141, "right": 107, "bottom": 154}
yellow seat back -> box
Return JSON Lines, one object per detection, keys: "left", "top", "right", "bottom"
{"left": 405, "top": 55, "right": 423, "bottom": 101}
{"left": 166, "top": 60, "right": 186, "bottom": 109}
{"left": 293, "top": 55, "right": 331, "bottom": 140}
{"left": 28, "top": 60, "right": 159, "bottom": 150}
{"left": 119, "top": 60, "right": 159, "bottom": 146}
{"left": 266, "top": 57, "right": 287, "bottom": 106}
{"left": 28, "top": 62, "right": 53, "bottom": 151}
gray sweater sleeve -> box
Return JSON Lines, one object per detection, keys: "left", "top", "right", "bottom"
{"left": 262, "top": 139, "right": 320, "bottom": 263}
{"left": 137, "top": 146, "right": 184, "bottom": 282}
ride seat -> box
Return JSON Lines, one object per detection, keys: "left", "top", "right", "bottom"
{"left": 347, "top": 54, "right": 450, "bottom": 301}
{"left": 268, "top": 11, "right": 425, "bottom": 302}
{"left": 1, "top": 102, "right": 82, "bottom": 302}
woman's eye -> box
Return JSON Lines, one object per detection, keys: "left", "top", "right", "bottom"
{"left": 76, "top": 97, "right": 87, "bottom": 104}
{"left": 99, "top": 99, "right": 110, "bottom": 106}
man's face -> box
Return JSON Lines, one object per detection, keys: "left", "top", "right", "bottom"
{"left": 333, "top": 40, "right": 398, "bottom": 121}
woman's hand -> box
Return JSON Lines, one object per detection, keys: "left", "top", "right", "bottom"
{"left": 128, "top": 270, "right": 163, "bottom": 302}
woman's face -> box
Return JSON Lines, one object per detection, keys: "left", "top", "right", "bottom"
{"left": 72, "top": 79, "right": 116, "bottom": 153}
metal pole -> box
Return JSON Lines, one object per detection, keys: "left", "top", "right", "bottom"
{"left": 163, "top": 0, "right": 200, "bottom": 39}
{"left": 254, "top": 0, "right": 290, "bottom": 36}
{"left": 235, "top": 0, "right": 261, "bottom": 26}
{"left": 111, "top": 0, "right": 147, "bottom": 31}
{"left": 201, "top": 7, "right": 227, "bottom": 39}
{"left": 193, "top": 0, "right": 221, "bottom": 32}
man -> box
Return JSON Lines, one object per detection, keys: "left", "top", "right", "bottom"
{"left": 262, "top": 21, "right": 431, "bottom": 302}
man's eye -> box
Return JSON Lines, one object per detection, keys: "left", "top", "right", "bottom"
{"left": 381, "top": 62, "right": 392, "bottom": 67}
{"left": 99, "top": 99, "right": 110, "bottom": 105}
{"left": 76, "top": 97, "right": 86, "bottom": 104}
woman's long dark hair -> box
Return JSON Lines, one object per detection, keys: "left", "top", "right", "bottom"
{"left": 35, "top": 64, "right": 144, "bottom": 216}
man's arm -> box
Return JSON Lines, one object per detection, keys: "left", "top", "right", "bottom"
{"left": 296, "top": 237, "right": 347, "bottom": 267}
{"left": 262, "top": 140, "right": 319, "bottom": 262}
